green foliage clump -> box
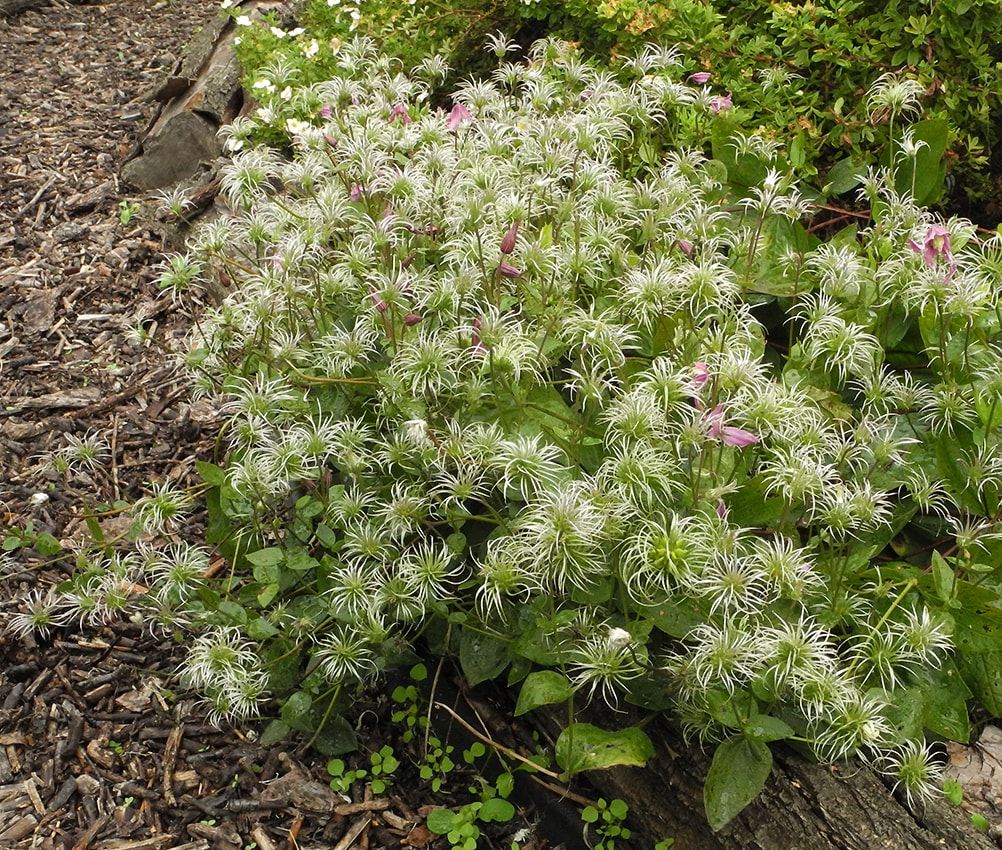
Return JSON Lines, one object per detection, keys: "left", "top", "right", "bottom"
{"left": 23, "top": 34, "right": 1002, "bottom": 832}
{"left": 509, "top": 0, "right": 1002, "bottom": 202}
{"left": 173, "top": 36, "right": 1002, "bottom": 824}
{"left": 224, "top": 0, "right": 1001, "bottom": 208}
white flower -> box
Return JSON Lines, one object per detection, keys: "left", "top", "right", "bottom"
{"left": 286, "top": 118, "right": 311, "bottom": 136}
{"left": 303, "top": 39, "right": 319, "bottom": 58}
{"left": 279, "top": 86, "right": 293, "bottom": 101}
{"left": 235, "top": 14, "right": 251, "bottom": 25}
{"left": 226, "top": 137, "right": 244, "bottom": 152}
{"left": 220, "top": 0, "right": 234, "bottom": 8}
{"left": 270, "top": 26, "right": 287, "bottom": 38}
{"left": 255, "top": 106, "right": 276, "bottom": 123}
{"left": 289, "top": 27, "right": 305, "bottom": 37}
{"left": 252, "top": 78, "right": 275, "bottom": 93}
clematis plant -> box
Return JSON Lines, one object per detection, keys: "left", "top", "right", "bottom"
{"left": 40, "top": 36, "right": 1002, "bottom": 832}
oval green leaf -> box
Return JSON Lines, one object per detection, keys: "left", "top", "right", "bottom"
{"left": 704, "top": 736, "right": 772, "bottom": 831}
{"left": 514, "top": 671, "right": 574, "bottom": 716}
{"left": 555, "top": 723, "right": 654, "bottom": 776}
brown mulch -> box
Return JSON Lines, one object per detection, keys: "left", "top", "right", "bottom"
{"left": 0, "top": 5, "right": 566, "bottom": 849}
{"left": 0, "top": 3, "right": 424, "bottom": 849}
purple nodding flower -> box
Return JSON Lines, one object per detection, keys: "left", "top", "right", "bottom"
{"left": 908, "top": 224, "right": 954, "bottom": 271}
{"left": 403, "top": 313, "right": 423, "bottom": 326}
{"left": 710, "top": 93, "right": 732, "bottom": 115}
{"left": 705, "top": 404, "right": 758, "bottom": 448}
{"left": 324, "top": 134, "right": 338, "bottom": 147}
{"left": 678, "top": 238, "right": 694, "bottom": 257}
{"left": 349, "top": 183, "right": 365, "bottom": 202}
{"left": 688, "top": 72, "right": 711, "bottom": 84}
{"left": 320, "top": 104, "right": 333, "bottom": 119}
{"left": 500, "top": 221, "right": 519, "bottom": 255}
{"left": 497, "top": 262, "right": 523, "bottom": 279}
{"left": 691, "top": 361, "right": 710, "bottom": 391}
{"left": 447, "top": 102, "right": 473, "bottom": 131}
{"left": 388, "top": 103, "right": 412, "bottom": 124}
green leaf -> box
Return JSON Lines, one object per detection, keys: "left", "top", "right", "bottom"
{"left": 281, "top": 691, "right": 314, "bottom": 733}
{"left": 258, "top": 719, "right": 291, "bottom": 746}
{"left": 33, "top": 532, "right": 62, "bottom": 556}
{"left": 514, "top": 671, "right": 574, "bottom": 715}
{"left": 458, "top": 627, "right": 509, "bottom": 686}
{"left": 257, "top": 582, "right": 281, "bottom": 607}
{"left": 216, "top": 600, "right": 248, "bottom": 624}
{"left": 246, "top": 547, "right": 285, "bottom": 567}
{"left": 881, "top": 686, "right": 926, "bottom": 742}
{"left": 956, "top": 651, "right": 1002, "bottom": 716}
{"left": 555, "top": 723, "right": 654, "bottom": 776}
{"left": 931, "top": 551, "right": 956, "bottom": 605}
{"left": 479, "top": 798, "right": 515, "bottom": 823}
{"left": 823, "top": 157, "right": 868, "bottom": 196}
{"left": 312, "top": 715, "right": 358, "bottom": 756}
{"left": 893, "top": 118, "right": 949, "bottom": 206}
{"left": 914, "top": 662, "right": 971, "bottom": 742}
{"left": 252, "top": 560, "right": 281, "bottom": 585}
{"left": 316, "top": 522, "right": 338, "bottom": 549}
{"left": 426, "top": 808, "right": 459, "bottom": 835}
{"left": 706, "top": 689, "right": 755, "bottom": 730}
{"left": 704, "top": 736, "right": 773, "bottom": 831}
{"left": 195, "top": 460, "right": 226, "bottom": 486}
{"left": 641, "top": 599, "right": 705, "bottom": 639}
{"left": 285, "top": 550, "right": 319, "bottom": 572}
{"left": 743, "top": 715, "right": 795, "bottom": 743}
{"left": 246, "top": 616, "right": 281, "bottom": 640}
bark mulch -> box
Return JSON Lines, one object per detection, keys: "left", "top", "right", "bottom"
{"left": 0, "top": 2, "right": 498, "bottom": 848}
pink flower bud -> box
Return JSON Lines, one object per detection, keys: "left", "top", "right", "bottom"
{"left": 497, "top": 262, "right": 522, "bottom": 279}
{"left": 369, "top": 288, "right": 388, "bottom": 313}
{"left": 471, "top": 318, "right": 488, "bottom": 354}
{"left": 704, "top": 404, "right": 758, "bottom": 447}
{"left": 500, "top": 221, "right": 519, "bottom": 255}
{"left": 710, "top": 93, "right": 733, "bottom": 115}
{"left": 403, "top": 313, "right": 423, "bottom": 326}
{"left": 692, "top": 361, "right": 710, "bottom": 390}
{"left": 678, "top": 238, "right": 694, "bottom": 257}
{"left": 688, "top": 72, "right": 711, "bottom": 84}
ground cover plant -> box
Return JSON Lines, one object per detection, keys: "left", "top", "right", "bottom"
{"left": 11, "top": 24, "right": 1002, "bottom": 838}
{"left": 225, "top": 0, "right": 1002, "bottom": 211}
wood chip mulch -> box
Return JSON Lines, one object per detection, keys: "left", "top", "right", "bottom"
{"left": 0, "top": 2, "right": 443, "bottom": 848}
{"left": 0, "top": 623, "right": 441, "bottom": 850}
{"left": 0, "top": 5, "right": 554, "bottom": 849}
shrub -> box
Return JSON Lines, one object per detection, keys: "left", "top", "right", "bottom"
{"left": 226, "top": 0, "right": 1002, "bottom": 209}
{"left": 29, "top": 35, "right": 1002, "bottom": 829}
